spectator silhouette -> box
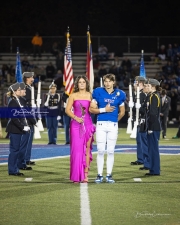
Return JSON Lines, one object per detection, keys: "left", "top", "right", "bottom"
{"left": 31, "top": 32, "right": 43, "bottom": 58}
{"left": 98, "top": 44, "right": 108, "bottom": 61}
{"left": 56, "top": 51, "right": 64, "bottom": 72}
{"left": 46, "top": 62, "right": 55, "bottom": 79}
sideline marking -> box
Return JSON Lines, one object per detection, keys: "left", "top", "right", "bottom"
{"left": 133, "top": 178, "right": 142, "bottom": 182}
{"left": 80, "top": 183, "right": 92, "bottom": 225}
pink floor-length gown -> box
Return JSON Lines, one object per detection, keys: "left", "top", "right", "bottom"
{"left": 70, "top": 100, "right": 96, "bottom": 182}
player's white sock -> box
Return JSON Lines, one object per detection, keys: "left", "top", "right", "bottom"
{"left": 97, "top": 153, "right": 104, "bottom": 175}
{"left": 106, "top": 152, "right": 114, "bottom": 175}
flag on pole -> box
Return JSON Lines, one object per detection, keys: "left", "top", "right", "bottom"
{"left": 63, "top": 28, "right": 74, "bottom": 95}
{"left": 86, "top": 26, "right": 94, "bottom": 91}
{"left": 16, "top": 47, "right": 23, "bottom": 82}
{"left": 139, "top": 49, "right": 146, "bottom": 78}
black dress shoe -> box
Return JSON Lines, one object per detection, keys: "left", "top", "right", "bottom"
{"left": 52, "top": 143, "right": 57, "bottom": 145}
{"left": 26, "top": 161, "right": 35, "bottom": 165}
{"left": 139, "top": 167, "right": 149, "bottom": 170}
{"left": 48, "top": 142, "right": 53, "bottom": 145}
{"left": 19, "top": 167, "right": 32, "bottom": 170}
{"left": 65, "top": 142, "right": 70, "bottom": 145}
{"left": 9, "top": 172, "right": 24, "bottom": 176}
{"left": 131, "top": 161, "right": 143, "bottom": 165}
{"left": 145, "top": 173, "right": 160, "bottom": 176}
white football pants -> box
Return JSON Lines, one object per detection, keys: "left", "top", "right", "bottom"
{"left": 96, "top": 121, "right": 118, "bottom": 175}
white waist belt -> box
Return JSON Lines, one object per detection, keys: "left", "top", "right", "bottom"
{"left": 48, "top": 106, "right": 58, "bottom": 109}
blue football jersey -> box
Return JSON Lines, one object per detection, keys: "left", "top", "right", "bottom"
{"left": 92, "top": 87, "right": 126, "bottom": 122}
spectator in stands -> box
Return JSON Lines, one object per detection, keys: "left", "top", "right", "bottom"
{"left": 98, "top": 44, "right": 108, "bottom": 61}
{"left": 160, "top": 89, "right": 171, "bottom": 139}
{"left": 98, "top": 64, "right": 107, "bottom": 80}
{"left": 1, "top": 64, "right": 9, "bottom": 80}
{"left": 162, "top": 60, "right": 174, "bottom": 75}
{"left": 38, "top": 66, "right": 46, "bottom": 81}
{"left": 109, "top": 65, "right": 119, "bottom": 77}
{"left": 155, "top": 44, "right": 167, "bottom": 62}
{"left": 56, "top": 51, "right": 64, "bottom": 72}
{"left": 173, "top": 43, "right": 180, "bottom": 64}
{"left": 21, "top": 56, "right": 30, "bottom": 72}
{"left": 51, "top": 41, "right": 60, "bottom": 57}
{"left": 45, "top": 62, "right": 55, "bottom": 79}
{"left": 54, "top": 70, "right": 63, "bottom": 90}
{"left": 113, "top": 56, "right": 121, "bottom": 67}
{"left": 130, "top": 63, "right": 140, "bottom": 80}
{"left": 174, "top": 60, "right": 180, "bottom": 76}
{"left": 7, "top": 65, "right": 15, "bottom": 83}
{"left": 31, "top": 32, "right": 43, "bottom": 58}
{"left": 166, "top": 44, "right": 173, "bottom": 61}
{"left": 168, "top": 88, "right": 179, "bottom": 121}
{"left": 121, "top": 57, "right": 132, "bottom": 72}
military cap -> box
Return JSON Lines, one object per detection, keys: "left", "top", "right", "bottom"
{"left": 19, "top": 82, "right": 26, "bottom": 90}
{"left": 23, "top": 72, "right": 34, "bottom": 78}
{"left": 135, "top": 76, "right": 146, "bottom": 82}
{"left": 149, "top": 78, "right": 160, "bottom": 86}
{"left": 8, "top": 82, "right": 20, "bottom": 92}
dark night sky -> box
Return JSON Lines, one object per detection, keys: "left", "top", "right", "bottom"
{"left": 0, "top": 0, "right": 180, "bottom": 36}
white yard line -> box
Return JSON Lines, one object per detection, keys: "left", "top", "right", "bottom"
{"left": 80, "top": 183, "right": 92, "bottom": 225}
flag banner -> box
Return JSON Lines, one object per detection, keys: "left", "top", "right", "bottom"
{"left": 16, "top": 47, "right": 23, "bottom": 82}
{"left": 139, "top": 50, "right": 146, "bottom": 78}
{"left": 63, "top": 30, "right": 74, "bottom": 95}
{"left": 86, "top": 28, "right": 94, "bottom": 91}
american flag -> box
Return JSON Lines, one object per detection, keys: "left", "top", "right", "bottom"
{"left": 16, "top": 47, "right": 23, "bottom": 82}
{"left": 63, "top": 30, "right": 74, "bottom": 95}
{"left": 86, "top": 27, "right": 94, "bottom": 92}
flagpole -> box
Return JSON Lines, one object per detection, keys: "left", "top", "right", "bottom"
{"left": 86, "top": 25, "right": 94, "bottom": 92}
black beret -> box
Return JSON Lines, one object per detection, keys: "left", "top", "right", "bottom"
{"left": 149, "top": 78, "right": 160, "bottom": 86}
{"left": 8, "top": 82, "right": 20, "bottom": 91}
{"left": 135, "top": 76, "right": 146, "bottom": 82}
{"left": 23, "top": 72, "right": 34, "bottom": 78}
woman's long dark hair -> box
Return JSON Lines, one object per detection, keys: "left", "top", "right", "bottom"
{"left": 73, "top": 75, "right": 91, "bottom": 93}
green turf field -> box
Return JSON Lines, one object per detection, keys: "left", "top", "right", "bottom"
{"left": 0, "top": 128, "right": 180, "bottom": 225}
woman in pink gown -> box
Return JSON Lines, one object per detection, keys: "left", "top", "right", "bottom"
{"left": 65, "top": 75, "right": 96, "bottom": 183}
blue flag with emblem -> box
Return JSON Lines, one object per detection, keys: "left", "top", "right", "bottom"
{"left": 15, "top": 47, "right": 23, "bottom": 82}
{"left": 139, "top": 50, "right": 146, "bottom": 78}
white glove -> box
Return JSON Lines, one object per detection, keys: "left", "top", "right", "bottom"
{"left": 128, "top": 117, "right": 132, "bottom": 122}
{"left": 36, "top": 99, "right": 42, "bottom": 105}
{"left": 57, "top": 116, "right": 61, "bottom": 120}
{"left": 140, "top": 119, "right": 145, "bottom": 124}
{"left": 23, "top": 126, "right": 30, "bottom": 131}
{"left": 44, "top": 102, "right": 48, "bottom": 107}
{"left": 128, "top": 101, "right": 134, "bottom": 108}
{"left": 135, "top": 103, "right": 141, "bottom": 109}
{"left": 148, "top": 130, "right": 153, "bottom": 134}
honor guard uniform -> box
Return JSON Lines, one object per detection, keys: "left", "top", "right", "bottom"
{"left": 44, "top": 83, "right": 61, "bottom": 144}
{"left": 138, "top": 81, "right": 151, "bottom": 170}
{"left": 131, "top": 76, "right": 146, "bottom": 165}
{"left": 23, "top": 72, "right": 36, "bottom": 165}
{"left": 17, "top": 82, "right": 36, "bottom": 170}
{"left": 160, "top": 89, "right": 171, "bottom": 139}
{"left": 6, "top": 83, "right": 30, "bottom": 176}
{"left": 145, "top": 79, "right": 161, "bottom": 176}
